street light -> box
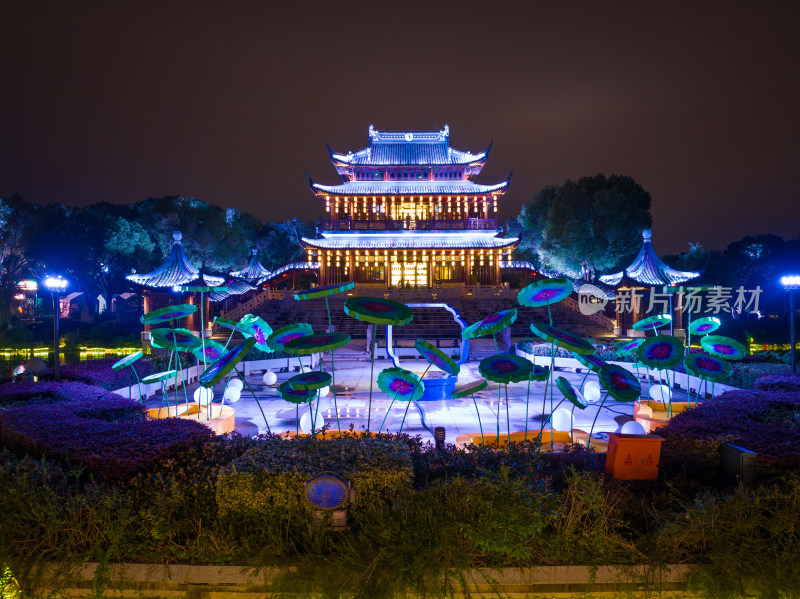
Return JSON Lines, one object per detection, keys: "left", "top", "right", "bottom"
{"left": 781, "top": 275, "right": 800, "bottom": 372}
{"left": 43, "top": 276, "right": 68, "bottom": 381}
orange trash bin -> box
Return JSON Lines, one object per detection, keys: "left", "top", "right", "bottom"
{"left": 605, "top": 433, "right": 664, "bottom": 480}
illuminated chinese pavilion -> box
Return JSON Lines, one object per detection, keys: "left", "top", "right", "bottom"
{"left": 301, "top": 125, "right": 518, "bottom": 289}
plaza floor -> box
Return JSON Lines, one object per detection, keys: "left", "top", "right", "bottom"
{"left": 143, "top": 353, "right": 688, "bottom": 446}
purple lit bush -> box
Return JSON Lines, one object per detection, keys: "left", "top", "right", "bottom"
{"left": 658, "top": 388, "right": 800, "bottom": 483}
{"left": 0, "top": 381, "right": 122, "bottom": 407}
{"left": 0, "top": 395, "right": 211, "bottom": 480}
{"left": 753, "top": 373, "right": 800, "bottom": 393}
{"left": 61, "top": 357, "right": 155, "bottom": 391}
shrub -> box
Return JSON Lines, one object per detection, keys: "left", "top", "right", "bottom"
{"left": 0, "top": 381, "right": 122, "bottom": 408}
{"left": 753, "top": 373, "right": 800, "bottom": 393}
{"left": 658, "top": 388, "right": 800, "bottom": 484}
{"left": 61, "top": 357, "right": 154, "bottom": 391}
{"left": 517, "top": 341, "right": 572, "bottom": 358}
{"left": 729, "top": 362, "right": 794, "bottom": 389}
{"left": 0, "top": 395, "right": 211, "bottom": 480}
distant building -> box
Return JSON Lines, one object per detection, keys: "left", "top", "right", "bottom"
{"left": 301, "top": 125, "right": 518, "bottom": 289}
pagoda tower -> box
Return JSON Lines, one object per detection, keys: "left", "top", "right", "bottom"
{"left": 301, "top": 125, "right": 518, "bottom": 291}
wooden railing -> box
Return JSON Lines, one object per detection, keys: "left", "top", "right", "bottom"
{"left": 322, "top": 218, "right": 497, "bottom": 231}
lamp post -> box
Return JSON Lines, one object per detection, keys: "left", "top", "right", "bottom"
{"left": 781, "top": 276, "right": 800, "bottom": 372}
{"left": 44, "top": 276, "right": 68, "bottom": 381}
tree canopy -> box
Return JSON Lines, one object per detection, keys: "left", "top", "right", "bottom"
{"left": 516, "top": 174, "right": 652, "bottom": 277}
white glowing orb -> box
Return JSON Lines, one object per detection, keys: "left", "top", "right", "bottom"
{"left": 223, "top": 387, "right": 241, "bottom": 403}
{"left": 262, "top": 371, "right": 277, "bottom": 385}
{"left": 318, "top": 385, "right": 330, "bottom": 397}
{"left": 193, "top": 387, "right": 213, "bottom": 404}
{"left": 300, "top": 410, "right": 324, "bottom": 435}
{"left": 649, "top": 384, "right": 672, "bottom": 403}
{"left": 551, "top": 408, "right": 574, "bottom": 432}
{"left": 228, "top": 378, "right": 244, "bottom": 391}
{"left": 584, "top": 382, "right": 602, "bottom": 403}
{"left": 621, "top": 421, "right": 647, "bottom": 435}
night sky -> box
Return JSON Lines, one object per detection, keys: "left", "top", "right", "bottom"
{"left": 2, "top": 1, "right": 798, "bottom": 254}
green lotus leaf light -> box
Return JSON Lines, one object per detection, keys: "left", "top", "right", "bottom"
{"left": 284, "top": 332, "right": 350, "bottom": 356}
{"left": 573, "top": 352, "right": 606, "bottom": 373}
{"left": 294, "top": 281, "right": 355, "bottom": 300}
{"left": 415, "top": 339, "right": 460, "bottom": 376}
{"left": 279, "top": 381, "right": 314, "bottom": 404}
{"left": 111, "top": 351, "right": 142, "bottom": 371}
{"left": 517, "top": 278, "right": 573, "bottom": 308}
{"left": 142, "top": 370, "right": 177, "bottom": 384}
{"left": 149, "top": 327, "right": 202, "bottom": 351}
{"left": 684, "top": 352, "right": 733, "bottom": 382}
{"left": 617, "top": 338, "right": 644, "bottom": 356}
{"left": 239, "top": 315, "right": 274, "bottom": 353}
{"left": 214, "top": 316, "right": 251, "bottom": 335}
{"left": 700, "top": 335, "right": 747, "bottom": 361}
{"left": 636, "top": 335, "right": 684, "bottom": 370}
{"left": 344, "top": 296, "right": 413, "bottom": 326}
{"left": 377, "top": 368, "right": 424, "bottom": 402}
{"left": 479, "top": 353, "right": 533, "bottom": 384}
{"left": 191, "top": 340, "right": 226, "bottom": 364}
{"left": 199, "top": 338, "right": 256, "bottom": 388}
{"left": 451, "top": 378, "right": 488, "bottom": 398}
{"left": 689, "top": 317, "right": 722, "bottom": 336}
{"left": 632, "top": 313, "right": 672, "bottom": 332}
{"left": 529, "top": 322, "right": 594, "bottom": 354}
{"left": 462, "top": 308, "right": 518, "bottom": 340}
{"left": 530, "top": 365, "right": 550, "bottom": 381}
{"left": 141, "top": 303, "right": 197, "bottom": 325}
{"left": 598, "top": 364, "right": 641, "bottom": 402}
{"left": 267, "top": 323, "right": 314, "bottom": 352}
{"left": 556, "top": 376, "right": 589, "bottom": 409}
{"left": 632, "top": 361, "right": 646, "bottom": 369}
{"left": 288, "top": 371, "right": 332, "bottom": 391}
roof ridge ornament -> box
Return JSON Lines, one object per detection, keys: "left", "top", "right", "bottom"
{"left": 173, "top": 231, "right": 182, "bottom": 244}
{"left": 642, "top": 229, "right": 652, "bottom": 242}
{"left": 442, "top": 124, "right": 449, "bottom": 140}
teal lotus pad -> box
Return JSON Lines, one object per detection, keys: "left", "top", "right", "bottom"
{"left": 284, "top": 332, "right": 350, "bottom": 356}
{"left": 462, "top": 309, "right": 518, "bottom": 340}
{"left": 288, "top": 371, "right": 332, "bottom": 391}
{"left": 689, "top": 317, "right": 721, "bottom": 336}
{"left": 700, "top": 335, "right": 747, "bottom": 361}
{"left": 239, "top": 315, "right": 274, "bottom": 352}
{"left": 344, "top": 296, "right": 413, "bottom": 326}
{"left": 415, "top": 339, "right": 460, "bottom": 376}
{"left": 632, "top": 313, "right": 672, "bottom": 332}
{"left": 479, "top": 354, "right": 534, "bottom": 384}
{"left": 112, "top": 351, "right": 143, "bottom": 371}
{"left": 279, "top": 381, "right": 314, "bottom": 404}
{"left": 294, "top": 281, "right": 355, "bottom": 300}
{"left": 517, "top": 278, "right": 573, "bottom": 307}
{"left": 214, "top": 316, "right": 251, "bottom": 335}
{"left": 637, "top": 335, "right": 684, "bottom": 370}
{"left": 199, "top": 338, "right": 256, "bottom": 388}
{"left": 530, "top": 365, "right": 550, "bottom": 382}
{"left": 598, "top": 364, "right": 641, "bottom": 402}
{"left": 684, "top": 352, "right": 733, "bottom": 382}
{"left": 141, "top": 303, "right": 197, "bottom": 325}
{"left": 377, "top": 368, "right": 424, "bottom": 402}
{"left": 556, "top": 376, "right": 589, "bottom": 409}
{"left": 617, "top": 338, "right": 644, "bottom": 356}
{"left": 192, "top": 340, "right": 226, "bottom": 364}
{"left": 529, "top": 322, "right": 594, "bottom": 355}
{"left": 142, "top": 370, "right": 177, "bottom": 384}
{"left": 149, "top": 327, "right": 202, "bottom": 351}
{"left": 574, "top": 352, "right": 606, "bottom": 373}
{"left": 267, "top": 323, "right": 314, "bottom": 352}
{"left": 452, "top": 378, "right": 488, "bottom": 398}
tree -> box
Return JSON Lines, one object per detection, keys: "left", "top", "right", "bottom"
{"left": 516, "top": 174, "right": 652, "bottom": 277}
{"left": 256, "top": 218, "right": 315, "bottom": 271}
{"left": 0, "top": 194, "right": 36, "bottom": 329}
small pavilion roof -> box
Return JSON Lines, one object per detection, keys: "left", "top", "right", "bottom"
{"left": 309, "top": 178, "right": 509, "bottom": 198}
{"left": 599, "top": 229, "right": 700, "bottom": 287}
{"left": 230, "top": 248, "right": 271, "bottom": 282}
{"left": 126, "top": 231, "right": 224, "bottom": 289}
{"left": 329, "top": 125, "right": 490, "bottom": 167}
{"left": 301, "top": 231, "right": 518, "bottom": 251}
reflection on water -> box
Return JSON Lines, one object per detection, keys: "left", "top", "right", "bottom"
{"left": 0, "top": 348, "right": 139, "bottom": 378}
